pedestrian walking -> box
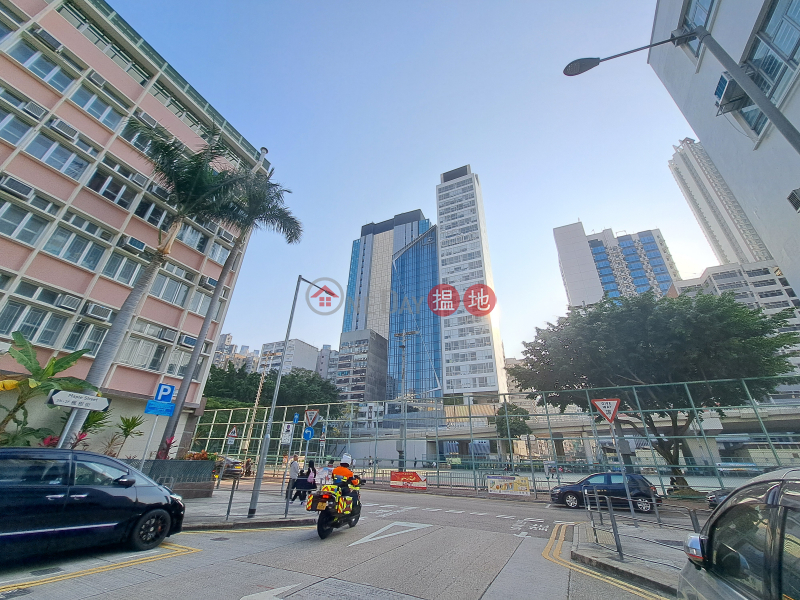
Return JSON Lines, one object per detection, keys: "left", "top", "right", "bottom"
{"left": 291, "top": 467, "right": 307, "bottom": 502}
{"left": 287, "top": 454, "right": 299, "bottom": 501}
{"left": 244, "top": 458, "right": 252, "bottom": 477}
{"left": 414, "top": 457, "right": 417, "bottom": 468}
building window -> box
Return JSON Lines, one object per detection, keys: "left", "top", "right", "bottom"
{"left": 0, "top": 21, "right": 11, "bottom": 42}
{"left": 62, "top": 211, "right": 112, "bottom": 240}
{"left": 42, "top": 226, "right": 105, "bottom": 270}
{"left": 25, "top": 134, "right": 90, "bottom": 180}
{"left": 118, "top": 336, "right": 166, "bottom": 371}
{"left": 682, "top": 0, "right": 715, "bottom": 55}
{"left": 8, "top": 41, "right": 75, "bottom": 93}
{"left": 759, "top": 289, "right": 785, "bottom": 298}
{"left": 0, "top": 301, "right": 68, "bottom": 345}
{"left": 86, "top": 170, "right": 137, "bottom": 209}
{"left": 71, "top": 86, "right": 124, "bottom": 130}
{"left": 133, "top": 200, "right": 171, "bottom": 228}
{"left": 166, "top": 349, "right": 202, "bottom": 379}
{"left": 176, "top": 223, "right": 208, "bottom": 252}
{"left": 740, "top": 0, "right": 800, "bottom": 133}
{"left": 189, "top": 291, "right": 212, "bottom": 316}
{"left": 208, "top": 241, "right": 230, "bottom": 264}
{"left": 63, "top": 321, "right": 106, "bottom": 355}
{"left": 0, "top": 108, "right": 31, "bottom": 145}
{"left": 57, "top": 2, "right": 150, "bottom": 86}
{"left": 102, "top": 252, "right": 142, "bottom": 285}
{"left": 0, "top": 200, "right": 49, "bottom": 245}
{"left": 150, "top": 273, "right": 189, "bottom": 307}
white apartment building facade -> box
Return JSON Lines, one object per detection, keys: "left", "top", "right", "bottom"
{"left": 435, "top": 165, "right": 506, "bottom": 397}
{"left": 258, "top": 338, "right": 319, "bottom": 375}
{"left": 669, "top": 138, "right": 773, "bottom": 265}
{"left": 554, "top": 222, "right": 681, "bottom": 307}
{"left": 649, "top": 0, "right": 800, "bottom": 292}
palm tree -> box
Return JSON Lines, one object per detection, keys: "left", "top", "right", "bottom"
{"left": 116, "top": 414, "right": 146, "bottom": 457}
{"left": 157, "top": 170, "right": 301, "bottom": 457}
{"left": 60, "top": 121, "right": 249, "bottom": 443}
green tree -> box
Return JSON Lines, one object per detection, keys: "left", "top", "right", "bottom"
{"left": 116, "top": 414, "right": 146, "bottom": 457}
{"left": 160, "top": 168, "right": 301, "bottom": 455}
{"left": 494, "top": 402, "right": 532, "bottom": 439}
{"left": 61, "top": 120, "right": 254, "bottom": 443}
{"left": 0, "top": 331, "right": 95, "bottom": 440}
{"left": 509, "top": 292, "right": 799, "bottom": 481}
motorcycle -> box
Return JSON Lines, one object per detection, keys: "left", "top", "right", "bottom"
{"left": 305, "top": 475, "right": 362, "bottom": 539}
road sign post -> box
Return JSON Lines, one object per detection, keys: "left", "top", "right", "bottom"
{"left": 591, "top": 398, "right": 636, "bottom": 520}
{"left": 302, "top": 425, "right": 314, "bottom": 463}
{"left": 139, "top": 384, "right": 176, "bottom": 470}
{"left": 304, "top": 410, "right": 320, "bottom": 427}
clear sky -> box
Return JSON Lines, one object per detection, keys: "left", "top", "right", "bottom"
{"left": 110, "top": 0, "right": 718, "bottom": 358}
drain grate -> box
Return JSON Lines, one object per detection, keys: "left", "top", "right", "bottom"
{"left": 30, "top": 567, "right": 63, "bottom": 576}
{"left": 654, "top": 539, "right": 684, "bottom": 547}
{"left": 210, "top": 537, "right": 230, "bottom": 541}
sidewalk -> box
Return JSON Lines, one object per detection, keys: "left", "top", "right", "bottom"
{"left": 180, "top": 478, "right": 316, "bottom": 530}
{"left": 570, "top": 508, "right": 696, "bottom": 596}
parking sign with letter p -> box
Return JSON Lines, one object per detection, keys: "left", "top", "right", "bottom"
{"left": 155, "top": 383, "right": 176, "bottom": 403}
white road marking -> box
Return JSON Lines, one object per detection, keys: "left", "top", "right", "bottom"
{"left": 361, "top": 503, "right": 379, "bottom": 506}
{"left": 380, "top": 505, "right": 398, "bottom": 508}
{"left": 240, "top": 584, "right": 298, "bottom": 599}
{"left": 348, "top": 522, "right": 432, "bottom": 546}
{"left": 445, "top": 510, "right": 464, "bottom": 513}
{"left": 496, "top": 515, "right": 516, "bottom": 519}
{"left": 545, "top": 504, "right": 551, "bottom": 508}
{"left": 524, "top": 518, "right": 544, "bottom": 522}
{"left": 423, "top": 508, "right": 442, "bottom": 511}
{"left": 514, "top": 532, "right": 530, "bottom": 538}
{"left": 553, "top": 521, "right": 576, "bottom": 525}
{"left": 470, "top": 512, "right": 488, "bottom": 515}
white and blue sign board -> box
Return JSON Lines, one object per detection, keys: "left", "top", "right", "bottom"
{"left": 154, "top": 384, "right": 176, "bottom": 403}
{"left": 293, "top": 413, "right": 299, "bottom": 424}
{"left": 145, "top": 400, "right": 175, "bottom": 416}
{"left": 303, "top": 426, "right": 314, "bottom": 441}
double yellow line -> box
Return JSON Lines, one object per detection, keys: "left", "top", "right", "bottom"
{"left": 542, "top": 523, "right": 666, "bottom": 600}
{"left": 0, "top": 542, "right": 200, "bottom": 594}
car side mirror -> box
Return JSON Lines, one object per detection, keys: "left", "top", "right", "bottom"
{"left": 684, "top": 534, "right": 707, "bottom": 568}
{"left": 115, "top": 476, "right": 136, "bottom": 488}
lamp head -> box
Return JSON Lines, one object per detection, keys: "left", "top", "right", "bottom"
{"left": 563, "top": 57, "right": 601, "bottom": 76}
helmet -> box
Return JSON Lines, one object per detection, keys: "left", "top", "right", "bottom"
{"left": 341, "top": 453, "right": 352, "bottom": 465}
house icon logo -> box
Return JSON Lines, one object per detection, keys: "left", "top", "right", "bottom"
{"left": 305, "top": 277, "right": 344, "bottom": 316}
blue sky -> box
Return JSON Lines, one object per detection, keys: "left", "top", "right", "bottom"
{"left": 111, "top": 0, "right": 718, "bottom": 357}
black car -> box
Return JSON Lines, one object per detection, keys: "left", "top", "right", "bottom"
{"left": 0, "top": 448, "right": 185, "bottom": 558}
{"left": 550, "top": 472, "right": 662, "bottom": 512}
{"left": 706, "top": 488, "right": 733, "bottom": 509}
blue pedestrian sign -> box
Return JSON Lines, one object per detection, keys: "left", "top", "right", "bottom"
{"left": 145, "top": 400, "right": 175, "bottom": 416}
{"left": 303, "top": 426, "right": 314, "bottom": 441}
{"left": 154, "top": 383, "right": 176, "bottom": 403}
{"left": 293, "top": 413, "right": 299, "bottom": 424}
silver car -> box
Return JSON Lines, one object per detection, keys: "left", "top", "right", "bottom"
{"left": 679, "top": 467, "right": 800, "bottom": 600}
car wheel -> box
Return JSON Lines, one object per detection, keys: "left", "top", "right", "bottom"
{"left": 129, "top": 509, "right": 171, "bottom": 551}
{"left": 635, "top": 498, "right": 653, "bottom": 513}
{"left": 564, "top": 493, "right": 580, "bottom": 509}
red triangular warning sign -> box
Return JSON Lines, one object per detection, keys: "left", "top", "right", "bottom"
{"left": 227, "top": 427, "right": 238, "bottom": 438}
{"left": 590, "top": 398, "right": 621, "bottom": 423}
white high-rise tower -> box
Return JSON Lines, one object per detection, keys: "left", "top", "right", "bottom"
{"left": 436, "top": 166, "right": 506, "bottom": 397}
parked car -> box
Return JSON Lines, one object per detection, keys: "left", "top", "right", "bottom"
{"left": 550, "top": 472, "right": 662, "bottom": 512}
{"left": 0, "top": 448, "right": 185, "bottom": 558}
{"left": 216, "top": 457, "right": 243, "bottom": 479}
{"left": 706, "top": 488, "right": 733, "bottom": 509}
{"left": 680, "top": 467, "right": 800, "bottom": 600}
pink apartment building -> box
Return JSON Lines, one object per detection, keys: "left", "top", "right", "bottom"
{"left": 0, "top": 0, "right": 266, "bottom": 455}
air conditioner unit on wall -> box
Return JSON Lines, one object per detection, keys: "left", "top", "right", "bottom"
{"left": 159, "top": 329, "right": 178, "bottom": 343}
{"left": 149, "top": 184, "right": 169, "bottom": 201}
{"left": 83, "top": 302, "right": 113, "bottom": 321}
{"left": 178, "top": 334, "right": 197, "bottom": 348}
{"left": 130, "top": 172, "right": 148, "bottom": 187}
{"left": 789, "top": 189, "right": 800, "bottom": 213}
{"left": 118, "top": 235, "right": 146, "bottom": 253}
{"left": 87, "top": 70, "right": 106, "bottom": 88}
{"left": 31, "top": 27, "right": 62, "bottom": 52}
{"left": 714, "top": 72, "right": 752, "bottom": 115}
{"left": 49, "top": 118, "right": 78, "bottom": 142}
{"left": 217, "top": 228, "right": 235, "bottom": 243}
{"left": 135, "top": 109, "right": 157, "bottom": 128}
{"left": 199, "top": 276, "right": 218, "bottom": 290}
{"left": 56, "top": 294, "right": 81, "bottom": 311}
{"left": 22, "top": 101, "right": 46, "bottom": 120}
{"left": 0, "top": 175, "right": 34, "bottom": 199}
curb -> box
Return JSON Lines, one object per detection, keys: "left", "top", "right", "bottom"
{"left": 570, "top": 548, "right": 678, "bottom": 596}
{"left": 182, "top": 517, "right": 316, "bottom": 531}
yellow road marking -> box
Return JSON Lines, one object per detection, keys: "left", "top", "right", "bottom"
{"left": 0, "top": 542, "right": 200, "bottom": 594}
{"left": 542, "top": 523, "right": 664, "bottom": 600}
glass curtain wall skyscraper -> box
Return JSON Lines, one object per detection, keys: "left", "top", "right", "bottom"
{"left": 435, "top": 166, "right": 506, "bottom": 398}
{"left": 387, "top": 225, "right": 442, "bottom": 401}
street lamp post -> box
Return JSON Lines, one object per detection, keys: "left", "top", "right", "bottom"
{"left": 394, "top": 330, "right": 418, "bottom": 472}
{"left": 564, "top": 26, "right": 800, "bottom": 157}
